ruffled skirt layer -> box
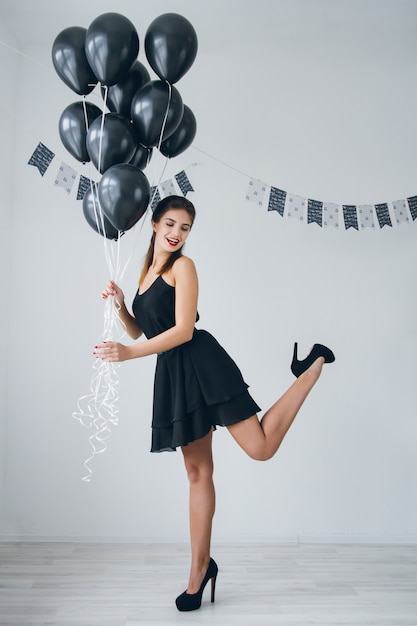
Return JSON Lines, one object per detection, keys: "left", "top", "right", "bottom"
{"left": 150, "top": 329, "right": 261, "bottom": 452}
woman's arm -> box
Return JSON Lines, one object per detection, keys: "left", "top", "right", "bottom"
{"left": 101, "top": 280, "right": 143, "bottom": 340}
{"left": 95, "top": 257, "right": 198, "bottom": 362}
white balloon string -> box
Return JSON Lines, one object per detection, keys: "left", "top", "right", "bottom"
{"left": 117, "top": 89, "right": 172, "bottom": 283}
{"left": 74, "top": 82, "right": 173, "bottom": 480}
{"left": 157, "top": 81, "right": 172, "bottom": 152}
{"left": 83, "top": 89, "right": 120, "bottom": 277}
{"left": 118, "top": 155, "right": 170, "bottom": 282}
{"left": 98, "top": 86, "right": 108, "bottom": 177}
{"left": 74, "top": 87, "right": 127, "bottom": 481}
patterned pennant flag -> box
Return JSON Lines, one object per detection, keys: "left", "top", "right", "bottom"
{"left": 245, "top": 178, "right": 267, "bottom": 206}
{"left": 307, "top": 199, "right": 323, "bottom": 227}
{"left": 159, "top": 179, "right": 177, "bottom": 198}
{"left": 54, "top": 162, "right": 77, "bottom": 195}
{"left": 406, "top": 196, "right": 417, "bottom": 221}
{"left": 286, "top": 194, "right": 306, "bottom": 221}
{"left": 392, "top": 199, "right": 410, "bottom": 225}
{"left": 322, "top": 202, "right": 340, "bottom": 228}
{"left": 27, "top": 142, "right": 55, "bottom": 176}
{"left": 268, "top": 187, "right": 286, "bottom": 216}
{"left": 358, "top": 205, "right": 375, "bottom": 230}
{"left": 343, "top": 205, "right": 359, "bottom": 230}
{"left": 175, "top": 170, "right": 194, "bottom": 197}
{"left": 77, "top": 175, "right": 93, "bottom": 200}
{"left": 149, "top": 186, "right": 161, "bottom": 211}
{"left": 375, "top": 203, "right": 392, "bottom": 228}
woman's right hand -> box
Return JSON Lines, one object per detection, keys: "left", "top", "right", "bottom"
{"left": 101, "top": 280, "right": 125, "bottom": 307}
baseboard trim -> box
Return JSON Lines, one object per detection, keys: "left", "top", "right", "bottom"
{"left": 0, "top": 533, "right": 416, "bottom": 545}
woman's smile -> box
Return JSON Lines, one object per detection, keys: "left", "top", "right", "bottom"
{"left": 166, "top": 236, "right": 180, "bottom": 247}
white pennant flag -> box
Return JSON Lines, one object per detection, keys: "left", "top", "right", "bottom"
{"left": 54, "top": 162, "right": 77, "bottom": 195}
{"left": 245, "top": 178, "right": 267, "bottom": 206}
{"left": 322, "top": 202, "right": 340, "bottom": 228}
{"left": 358, "top": 205, "right": 376, "bottom": 230}
{"left": 392, "top": 199, "right": 410, "bottom": 225}
{"left": 159, "top": 179, "right": 177, "bottom": 198}
{"left": 286, "top": 194, "right": 306, "bottom": 221}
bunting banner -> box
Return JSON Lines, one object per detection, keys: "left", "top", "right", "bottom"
{"left": 175, "top": 170, "right": 194, "bottom": 196}
{"left": 54, "top": 162, "right": 77, "bottom": 195}
{"left": 27, "top": 142, "right": 55, "bottom": 176}
{"left": 308, "top": 199, "right": 323, "bottom": 227}
{"left": 27, "top": 142, "right": 195, "bottom": 214}
{"left": 392, "top": 199, "right": 410, "bottom": 226}
{"left": 358, "top": 205, "right": 375, "bottom": 230}
{"left": 77, "top": 175, "right": 93, "bottom": 200}
{"left": 150, "top": 186, "right": 161, "bottom": 210}
{"left": 375, "top": 203, "right": 391, "bottom": 228}
{"left": 323, "top": 202, "right": 340, "bottom": 229}
{"left": 408, "top": 196, "right": 417, "bottom": 220}
{"left": 268, "top": 187, "right": 286, "bottom": 216}
{"left": 246, "top": 177, "right": 416, "bottom": 232}
{"left": 245, "top": 178, "right": 267, "bottom": 206}
{"left": 159, "top": 178, "right": 177, "bottom": 198}
{"left": 287, "top": 194, "right": 307, "bottom": 222}
{"left": 26, "top": 141, "right": 416, "bottom": 235}
{"left": 343, "top": 205, "right": 359, "bottom": 231}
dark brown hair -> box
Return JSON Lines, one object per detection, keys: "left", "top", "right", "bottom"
{"left": 139, "top": 195, "right": 196, "bottom": 285}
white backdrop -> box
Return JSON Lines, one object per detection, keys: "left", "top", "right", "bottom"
{"left": 1, "top": 0, "right": 416, "bottom": 543}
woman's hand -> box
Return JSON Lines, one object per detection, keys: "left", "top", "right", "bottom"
{"left": 93, "top": 341, "right": 132, "bottom": 362}
{"left": 101, "top": 280, "right": 125, "bottom": 307}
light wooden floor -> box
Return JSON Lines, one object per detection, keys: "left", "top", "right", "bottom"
{"left": 0, "top": 542, "right": 416, "bottom": 625}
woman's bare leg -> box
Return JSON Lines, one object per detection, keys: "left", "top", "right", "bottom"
{"left": 181, "top": 430, "right": 215, "bottom": 594}
{"left": 228, "top": 357, "right": 324, "bottom": 460}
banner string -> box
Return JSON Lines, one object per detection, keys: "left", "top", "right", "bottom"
{"left": 0, "top": 39, "right": 51, "bottom": 71}
{"left": 191, "top": 145, "right": 252, "bottom": 179}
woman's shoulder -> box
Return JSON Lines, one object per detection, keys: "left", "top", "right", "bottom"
{"left": 171, "top": 255, "right": 198, "bottom": 282}
{"left": 173, "top": 255, "right": 196, "bottom": 272}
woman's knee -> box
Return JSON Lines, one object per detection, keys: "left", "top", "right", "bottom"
{"left": 184, "top": 458, "right": 213, "bottom": 484}
{"left": 248, "top": 449, "right": 272, "bottom": 462}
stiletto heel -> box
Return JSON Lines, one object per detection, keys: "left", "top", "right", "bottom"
{"left": 210, "top": 572, "right": 217, "bottom": 603}
{"left": 175, "top": 557, "right": 218, "bottom": 611}
{"left": 291, "top": 342, "right": 335, "bottom": 377}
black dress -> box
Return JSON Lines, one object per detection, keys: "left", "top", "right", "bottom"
{"left": 132, "top": 275, "right": 261, "bottom": 452}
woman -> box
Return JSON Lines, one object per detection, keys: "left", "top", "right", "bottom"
{"left": 95, "top": 195, "right": 335, "bottom": 611}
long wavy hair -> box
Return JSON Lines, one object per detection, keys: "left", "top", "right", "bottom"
{"left": 139, "top": 195, "right": 196, "bottom": 285}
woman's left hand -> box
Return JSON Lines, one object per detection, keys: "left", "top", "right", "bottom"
{"left": 93, "top": 341, "right": 131, "bottom": 362}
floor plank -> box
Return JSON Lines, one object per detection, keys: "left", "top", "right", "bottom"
{"left": 0, "top": 542, "right": 415, "bottom": 625}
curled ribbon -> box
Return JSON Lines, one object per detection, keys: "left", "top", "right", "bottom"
{"left": 72, "top": 298, "right": 123, "bottom": 481}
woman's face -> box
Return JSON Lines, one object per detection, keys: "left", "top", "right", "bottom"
{"left": 153, "top": 209, "right": 193, "bottom": 253}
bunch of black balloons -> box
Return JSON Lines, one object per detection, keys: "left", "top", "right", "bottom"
{"left": 52, "top": 12, "right": 198, "bottom": 238}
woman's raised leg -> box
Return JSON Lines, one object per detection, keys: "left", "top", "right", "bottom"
{"left": 227, "top": 357, "right": 325, "bottom": 460}
{"left": 181, "top": 430, "right": 215, "bottom": 594}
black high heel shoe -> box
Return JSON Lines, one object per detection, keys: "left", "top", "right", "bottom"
{"left": 291, "top": 342, "right": 335, "bottom": 377}
{"left": 175, "top": 557, "right": 218, "bottom": 612}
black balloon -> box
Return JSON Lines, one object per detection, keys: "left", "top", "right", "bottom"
{"left": 145, "top": 13, "right": 198, "bottom": 84}
{"left": 103, "top": 61, "right": 150, "bottom": 119}
{"left": 160, "top": 105, "right": 197, "bottom": 158}
{"left": 59, "top": 101, "right": 102, "bottom": 162}
{"left": 85, "top": 13, "right": 139, "bottom": 86}
{"left": 86, "top": 113, "right": 136, "bottom": 173}
{"left": 52, "top": 26, "right": 98, "bottom": 95}
{"left": 82, "top": 183, "right": 120, "bottom": 240}
{"left": 131, "top": 80, "right": 183, "bottom": 147}
{"left": 98, "top": 163, "right": 150, "bottom": 231}
{"left": 129, "top": 143, "right": 153, "bottom": 170}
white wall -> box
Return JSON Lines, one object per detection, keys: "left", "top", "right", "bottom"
{"left": 1, "top": 0, "right": 417, "bottom": 543}
{"left": 0, "top": 20, "right": 18, "bottom": 536}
